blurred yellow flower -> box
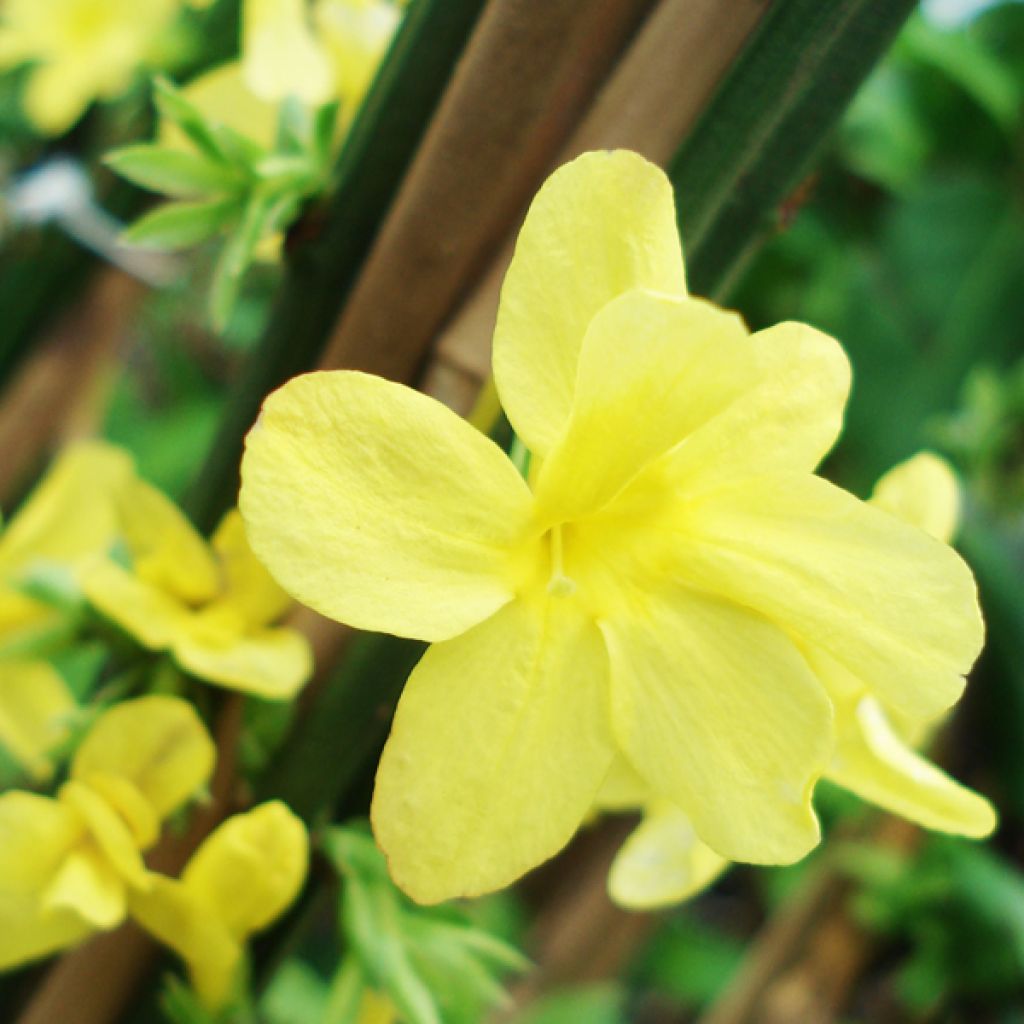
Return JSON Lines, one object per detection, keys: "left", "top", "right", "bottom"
{"left": 129, "top": 800, "right": 308, "bottom": 1009}
{"left": 83, "top": 484, "right": 312, "bottom": 700}
{"left": 603, "top": 452, "right": 994, "bottom": 911}
{"left": 240, "top": 151, "right": 984, "bottom": 904}
{"left": 173, "top": 0, "right": 401, "bottom": 148}
{"left": 0, "top": 442, "right": 133, "bottom": 778}
{"left": 0, "top": 696, "right": 214, "bottom": 969}
{"left": 0, "top": 0, "right": 180, "bottom": 134}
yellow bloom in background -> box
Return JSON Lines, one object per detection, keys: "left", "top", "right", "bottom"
{"left": 315, "top": 0, "right": 401, "bottom": 115}
{"left": 0, "top": 696, "right": 214, "bottom": 969}
{"left": 603, "top": 452, "right": 995, "bottom": 911}
{"left": 83, "top": 481, "right": 312, "bottom": 700}
{"left": 0, "top": 442, "right": 133, "bottom": 778}
{"left": 0, "top": 0, "right": 180, "bottom": 134}
{"left": 129, "top": 800, "right": 308, "bottom": 1009}
{"left": 173, "top": 0, "right": 401, "bottom": 148}
{"left": 0, "top": 661, "right": 79, "bottom": 781}
{"left": 240, "top": 150, "right": 985, "bottom": 904}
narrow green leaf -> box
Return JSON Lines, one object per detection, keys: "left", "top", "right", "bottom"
{"left": 106, "top": 144, "right": 242, "bottom": 198}
{"left": 122, "top": 196, "right": 240, "bottom": 250}
{"left": 208, "top": 194, "right": 281, "bottom": 328}
{"left": 672, "top": 0, "right": 917, "bottom": 297}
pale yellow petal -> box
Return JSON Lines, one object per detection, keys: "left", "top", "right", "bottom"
{"left": 828, "top": 692, "right": 995, "bottom": 837}
{"left": 870, "top": 452, "right": 960, "bottom": 543}
{"left": 58, "top": 781, "right": 149, "bottom": 889}
{"left": 533, "top": 290, "right": 748, "bottom": 524}
{"left": 213, "top": 509, "right": 292, "bottom": 626}
{"left": 243, "top": 0, "right": 334, "bottom": 104}
{"left": 314, "top": 0, "right": 399, "bottom": 111}
{"left": 493, "top": 151, "right": 686, "bottom": 456}
{"left": 182, "top": 802, "right": 308, "bottom": 939}
{"left": 675, "top": 473, "right": 984, "bottom": 721}
{"left": 655, "top": 321, "right": 851, "bottom": 494}
{"left": 72, "top": 696, "right": 215, "bottom": 821}
{"left": 605, "top": 585, "right": 831, "bottom": 864}
{"left": 169, "top": 62, "right": 279, "bottom": 150}
{"left": 43, "top": 846, "right": 125, "bottom": 929}
{"left": 0, "top": 660, "right": 76, "bottom": 779}
{"left": 593, "top": 755, "right": 649, "bottom": 811}
{"left": 240, "top": 371, "right": 533, "bottom": 643}
{"left": 0, "top": 441, "right": 132, "bottom": 573}
{"left": 117, "top": 479, "right": 220, "bottom": 605}
{"left": 128, "top": 875, "right": 241, "bottom": 1010}
{"left": 0, "top": 791, "right": 89, "bottom": 969}
{"left": 82, "top": 558, "right": 194, "bottom": 650}
{"left": 372, "top": 596, "right": 614, "bottom": 903}
{"left": 22, "top": 60, "right": 97, "bottom": 134}
{"left": 608, "top": 800, "right": 728, "bottom": 910}
{"left": 173, "top": 622, "right": 313, "bottom": 699}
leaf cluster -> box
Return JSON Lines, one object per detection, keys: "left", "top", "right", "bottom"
{"left": 107, "top": 78, "right": 339, "bottom": 328}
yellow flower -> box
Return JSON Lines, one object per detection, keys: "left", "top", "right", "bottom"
{"left": 82, "top": 482, "right": 312, "bottom": 700}
{"left": 242, "top": 0, "right": 335, "bottom": 105}
{"left": 0, "top": 696, "right": 214, "bottom": 969}
{"left": 602, "top": 452, "right": 994, "bottom": 911}
{"left": 128, "top": 800, "right": 308, "bottom": 1009}
{"left": 0, "top": 0, "right": 180, "bottom": 134}
{"left": 0, "top": 442, "right": 134, "bottom": 777}
{"left": 314, "top": 0, "right": 401, "bottom": 115}
{"left": 239, "top": 151, "right": 985, "bottom": 904}
{"left": 174, "top": 0, "right": 400, "bottom": 148}
{"left": 0, "top": 661, "right": 79, "bottom": 781}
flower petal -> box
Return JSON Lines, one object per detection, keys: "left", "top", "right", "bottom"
{"left": 828, "top": 691, "right": 995, "bottom": 837}
{"left": 43, "top": 846, "right": 125, "bottom": 930}
{"left": 213, "top": 509, "right": 293, "bottom": 627}
{"left": 0, "top": 441, "right": 132, "bottom": 573}
{"left": 182, "top": 801, "right": 309, "bottom": 939}
{"left": 605, "top": 585, "right": 831, "bottom": 864}
{"left": 243, "top": 0, "right": 334, "bottom": 104}
{"left": 608, "top": 800, "right": 728, "bottom": 910}
{"left": 534, "top": 290, "right": 748, "bottom": 524}
{"left": 675, "top": 474, "right": 984, "bottom": 721}
{"left": 71, "top": 696, "right": 215, "bottom": 822}
{"left": 58, "top": 780, "right": 149, "bottom": 889}
{"left": 0, "top": 660, "right": 76, "bottom": 779}
{"left": 82, "top": 558, "right": 194, "bottom": 650}
{"left": 240, "top": 371, "right": 534, "bottom": 643}
{"left": 870, "top": 452, "right": 959, "bottom": 543}
{"left": 493, "top": 151, "right": 686, "bottom": 456}
{"left": 118, "top": 479, "right": 220, "bottom": 605}
{"left": 128, "top": 875, "right": 240, "bottom": 1010}
{"left": 654, "top": 321, "right": 851, "bottom": 496}
{"left": 0, "top": 792, "right": 90, "bottom": 969}
{"left": 372, "top": 596, "right": 614, "bottom": 903}
{"left": 173, "top": 623, "right": 312, "bottom": 699}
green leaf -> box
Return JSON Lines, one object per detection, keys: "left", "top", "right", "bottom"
{"left": 105, "top": 144, "right": 243, "bottom": 199}
{"left": 672, "top": 0, "right": 917, "bottom": 297}
{"left": 122, "top": 197, "right": 241, "bottom": 250}
{"left": 153, "top": 76, "right": 265, "bottom": 167}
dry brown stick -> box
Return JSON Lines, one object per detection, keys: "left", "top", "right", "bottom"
{"left": 699, "top": 817, "right": 923, "bottom": 1024}
{"left": 317, "top": 0, "right": 657, "bottom": 379}
{"left": 423, "top": 0, "right": 771, "bottom": 402}
{"left": 0, "top": 269, "right": 144, "bottom": 505}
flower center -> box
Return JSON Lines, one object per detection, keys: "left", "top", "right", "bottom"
{"left": 546, "top": 525, "right": 577, "bottom": 597}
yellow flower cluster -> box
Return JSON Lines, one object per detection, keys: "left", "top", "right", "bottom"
{"left": 0, "top": 0, "right": 399, "bottom": 137}
{"left": 240, "top": 150, "right": 994, "bottom": 906}
{"left": 0, "top": 441, "right": 311, "bottom": 779}
{"left": 0, "top": 696, "right": 308, "bottom": 1009}
{"left": 172, "top": 0, "right": 402, "bottom": 151}
{"left": 0, "top": 0, "right": 205, "bottom": 134}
